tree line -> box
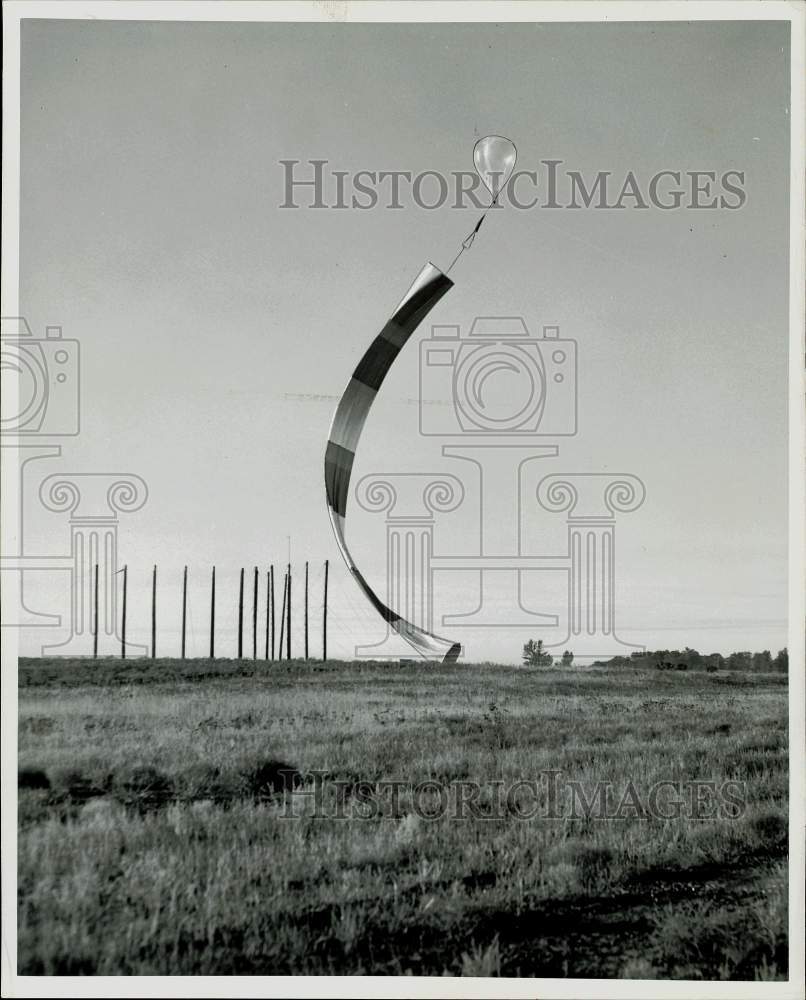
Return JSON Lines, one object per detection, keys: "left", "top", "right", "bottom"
{"left": 522, "top": 640, "right": 788, "bottom": 673}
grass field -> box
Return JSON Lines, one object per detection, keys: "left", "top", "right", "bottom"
{"left": 17, "top": 657, "right": 789, "bottom": 979}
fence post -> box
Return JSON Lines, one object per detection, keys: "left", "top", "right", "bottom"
{"left": 264, "top": 569, "right": 270, "bottom": 659}
{"left": 278, "top": 570, "right": 288, "bottom": 660}
{"left": 121, "top": 564, "right": 127, "bottom": 660}
{"left": 270, "top": 564, "right": 275, "bottom": 660}
{"left": 286, "top": 563, "right": 291, "bottom": 660}
{"left": 151, "top": 564, "right": 157, "bottom": 660}
{"left": 93, "top": 562, "right": 99, "bottom": 659}
{"left": 209, "top": 566, "right": 216, "bottom": 659}
{"left": 252, "top": 566, "right": 258, "bottom": 660}
{"left": 238, "top": 568, "right": 244, "bottom": 659}
{"left": 181, "top": 565, "right": 188, "bottom": 659}
{"left": 323, "top": 558, "right": 328, "bottom": 662}
{"left": 304, "top": 561, "right": 309, "bottom": 660}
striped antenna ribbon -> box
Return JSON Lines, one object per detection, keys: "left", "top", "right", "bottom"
{"left": 324, "top": 262, "right": 461, "bottom": 663}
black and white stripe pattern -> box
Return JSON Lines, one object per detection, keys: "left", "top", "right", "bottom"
{"left": 325, "top": 262, "right": 461, "bottom": 663}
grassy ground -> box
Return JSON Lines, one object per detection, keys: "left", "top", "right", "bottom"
{"left": 17, "top": 657, "right": 788, "bottom": 978}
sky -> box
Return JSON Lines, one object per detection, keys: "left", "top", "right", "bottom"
{"left": 12, "top": 17, "right": 790, "bottom": 661}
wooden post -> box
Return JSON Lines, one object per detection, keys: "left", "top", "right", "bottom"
{"left": 93, "top": 562, "right": 99, "bottom": 659}
{"left": 323, "top": 558, "right": 329, "bottom": 662}
{"left": 264, "top": 569, "right": 271, "bottom": 659}
{"left": 304, "top": 560, "right": 309, "bottom": 660}
{"left": 238, "top": 567, "right": 244, "bottom": 659}
{"left": 151, "top": 564, "right": 157, "bottom": 660}
{"left": 181, "top": 565, "right": 188, "bottom": 659}
{"left": 209, "top": 566, "right": 216, "bottom": 659}
{"left": 270, "top": 564, "right": 275, "bottom": 660}
{"left": 121, "top": 564, "right": 127, "bottom": 660}
{"left": 252, "top": 566, "right": 258, "bottom": 660}
{"left": 278, "top": 571, "right": 288, "bottom": 659}
{"left": 286, "top": 562, "right": 291, "bottom": 660}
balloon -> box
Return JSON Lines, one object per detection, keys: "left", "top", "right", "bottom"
{"left": 473, "top": 135, "right": 517, "bottom": 201}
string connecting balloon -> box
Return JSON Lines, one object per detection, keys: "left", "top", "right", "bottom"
{"left": 447, "top": 135, "right": 517, "bottom": 273}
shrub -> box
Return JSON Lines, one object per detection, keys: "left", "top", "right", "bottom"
{"left": 239, "top": 758, "right": 302, "bottom": 800}
{"left": 18, "top": 768, "right": 50, "bottom": 790}
{"left": 749, "top": 812, "right": 787, "bottom": 850}
{"left": 111, "top": 765, "right": 175, "bottom": 810}
{"left": 49, "top": 768, "right": 106, "bottom": 803}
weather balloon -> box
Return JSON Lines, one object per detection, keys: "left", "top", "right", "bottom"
{"left": 473, "top": 135, "right": 517, "bottom": 202}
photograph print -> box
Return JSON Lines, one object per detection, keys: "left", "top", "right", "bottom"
{"left": 2, "top": 2, "right": 804, "bottom": 996}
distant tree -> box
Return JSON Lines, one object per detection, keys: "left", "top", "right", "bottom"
{"left": 727, "top": 651, "right": 752, "bottom": 671}
{"left": 644, "top": 646, "right": 791, "bottom": 673}
{"left": 561, "top": 649, "right": 574, "bottom": 667}
{"left": 773, "top": 648, "right": 789, "bottom": 673}
{"left": 683, "top": 646, "right": 702, "bottom": 668}
{"left": 751, "top": 650, "right": 773, "bottom": 672}
{"left": 523, "top": 639, "right": 553, "bottom": 667}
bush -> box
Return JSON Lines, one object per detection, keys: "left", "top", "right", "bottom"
{"left": 111, "top": 765, "right": 175, "bottom": 810}
{"left": 239, "top": 758, "right": 302, "bottom": 800}
{"left": 18, "top": 768, "right": 50, "bottom": 790}
{"left": 749, "top": 812, "right": 787, "bottom": 850}
{"left": 49, "top": 768, "right": 107, "bottom": 803}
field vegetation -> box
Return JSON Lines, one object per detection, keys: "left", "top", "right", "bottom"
{"left": 17, "top": 657, "right": 788, "bottom": 978}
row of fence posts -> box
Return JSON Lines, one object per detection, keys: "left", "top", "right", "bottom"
{"left": 89, "top": 560, "right": 329, "bottom": 661}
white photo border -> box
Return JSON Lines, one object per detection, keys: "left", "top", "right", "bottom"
{"left": 1, "top": 3, "right": 803, "bottom": 998}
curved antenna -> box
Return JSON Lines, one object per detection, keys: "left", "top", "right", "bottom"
{"left": 324, "top": 262, "right": 461, "bottom": 663}
{"left": 324, "top": 136, "right": 516, "bottom": 664}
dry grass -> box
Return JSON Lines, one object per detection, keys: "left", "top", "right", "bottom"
{"left": 17, "top": 658, "right": 788, "bottom": 977}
